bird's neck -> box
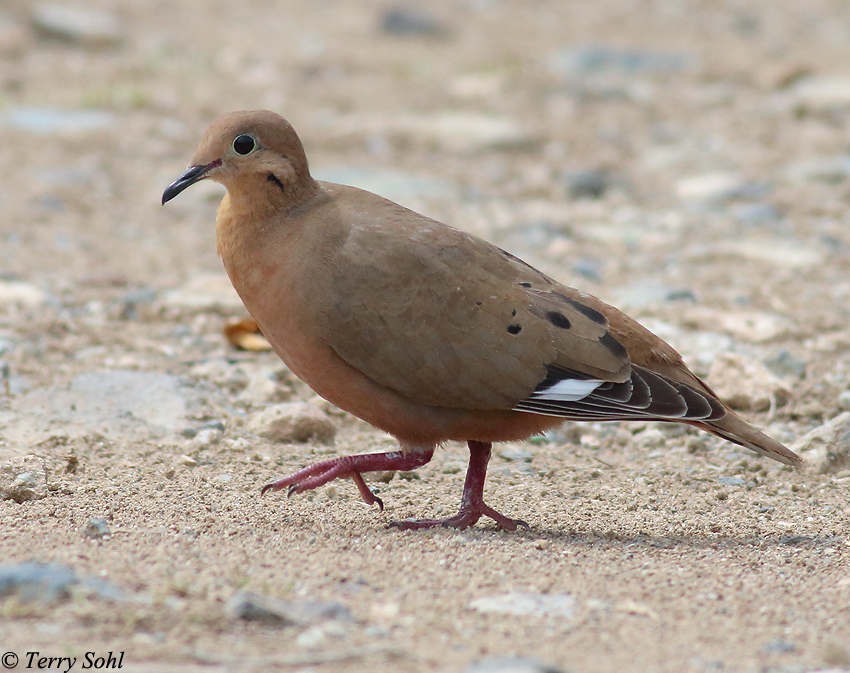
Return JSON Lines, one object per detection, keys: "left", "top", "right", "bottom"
{"left": 214, "top": 185, "right": 337, "bottom": 310}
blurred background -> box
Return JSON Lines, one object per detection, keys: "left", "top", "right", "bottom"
{"left": 2, "top": 0, "right": 849, "bottom": 398}
{"left": 1, "top": 2, "right": 850, "bottom": 671}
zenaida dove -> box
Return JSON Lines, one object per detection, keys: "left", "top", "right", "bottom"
{"left": 163, "top": 110, "right": 801, "bottom": 531}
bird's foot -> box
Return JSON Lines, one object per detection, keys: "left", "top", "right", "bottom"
{"left": 388, "top": 504, "right": 529, "bottom": 531}
{"left": 261, "top": 449, "right": 435, "bottom": 509}
{"left": 388, "top": 440, "right": 528, "bottom": 531}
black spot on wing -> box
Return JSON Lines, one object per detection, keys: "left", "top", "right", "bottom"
{"left": 551, "top": 292, "right": 607, "bottom": 325}
{"left": 547, "top": 311, "right": 571, "bottom": 329}
{"left": 599, "top": 332, "right": 628, "bottom": 360}
{"left": 519, "top": 282, "right": 532, "bottom": 288}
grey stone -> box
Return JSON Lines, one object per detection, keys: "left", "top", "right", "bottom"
{"left": 763, "top": 639, "right": 796, "bottom": 654}
{"left": 226, "top": 590, "right": 352, "bottom": 627}
{"left": 549, "top": 44, "right": 693, "bottom": 77}
{"left": 764, "top": 350, "right": 806, "bottom": 380}
{"left": 380, "top": 4, "right": 450, "bottom": 37}
{"left": 464, "top": 658, "right": 564, "bottom": 673}
{"left": 3, "top": 107, "right": 114, "bottom": 135}
{"left": 247, "top": 402, "right": 336, "bottom": 444}
{"left": 784, "top": 156, "right": 850, "bottom": 184}
{"left": 469, "top": 592, "right": 575, "bottom": 619}
{"left": 81, "top": 517, "right": 110, "bottom": 539}
{"left": 12, "top": 370, "right": 217, "bottom": 442}
{"left": 838, "top": 390, "right": 850, "bottom": 411}
{"left": 0, "top": 562, "right": 123, "bottom": 603}
{"left": 112, "top": 287, "right": 157, "bottom": 320}
{"left": 686, "top": 240, "right": 822, "bottom": 270}
{"left": 0, "top": 456, "right": 47, "bottom": 502}
{"left": 611, "top": 281, "right": 695, "bottom": 311}
{"left": 732, "top": 203, "right": 784, "bottom": 227}
{"left": 717, "top": 476, "right": 745, "bottom": 486}
{"left": 32, "top": 3, "right": 123, "bottom": 48}
{"left": 791, "top": 412, "right": 850, "bottom": 474}
{"left": 571, "top": 258, "right": 602, "bottom": 282}
{"left": 498, "top": 448, "right": 533, "bottom": 463}
{"left": 559, "top": 168, "right": 616, "bottom": 199}
{"left": 312, "top": 166, "right": 454, "bottom": 206}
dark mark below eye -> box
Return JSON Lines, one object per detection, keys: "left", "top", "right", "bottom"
{"left": 507, "top": 324, "right": 522, "bottom": 335}
{"left": 267, "top": 173, "right": 286, "bottom": 191}
{"left": 546, "top": 311, "right": 571, "bottom": 329}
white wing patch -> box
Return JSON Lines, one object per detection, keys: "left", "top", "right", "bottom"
{"left": 528, "top": 378, "right": 605, "bottom": 402}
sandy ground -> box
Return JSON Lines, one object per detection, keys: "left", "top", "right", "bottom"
{"left": 1, "top": 1, "right": 850, "bottom": 671}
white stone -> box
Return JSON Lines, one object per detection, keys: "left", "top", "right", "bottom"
{"left": 247, "top": 402, "right": 336, "bottom": 444}
{"left": 162, "top": 274, "right": 243, "bottom": 310}
{"left": 469, "top": 592, "right": 575, "bottom": 618}
{"left": 791, "top": 412, "right": 850, "bottom": 474}
{"left": 0, "top": 455, "right": 47, "bottom": 502}
{"left": 706, "top": 353, "right": 791, "bottom": 412}
{"left": 0, "top": 280, "right": 47, "bottom": 307}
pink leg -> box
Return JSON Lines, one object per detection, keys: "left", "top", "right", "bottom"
{"left": 261, "top": 449, "right": 434, "bottom": 510}
{"left": 389, "top": 441, "right": 529, "bottom": 531}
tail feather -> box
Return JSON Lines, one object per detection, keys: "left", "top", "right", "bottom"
{"left": 691, "top": 410, "right": 802, "bottom": 467}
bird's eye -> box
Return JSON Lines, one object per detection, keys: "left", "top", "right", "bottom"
{"left": 232, "top": 134, "right": 257, "bottom": 156}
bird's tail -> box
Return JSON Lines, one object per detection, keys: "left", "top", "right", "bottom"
{"left": 690, "top": 410, "right": 802, "bottom": 466}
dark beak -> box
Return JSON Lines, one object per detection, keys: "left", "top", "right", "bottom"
{"left": 161, "top": 160, "right": 221, "bottom": 205}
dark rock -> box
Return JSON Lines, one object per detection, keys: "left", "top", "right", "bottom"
{"left": 0, "top": 562, "right": 123, "bottom": 603}
{"left": 764, "top": 639, "right": 796, "bottom": 654}
{"left": 464, "top": 658, "right": 564, "bottom": 673}
{"left": 226, "top": 590, "right": 352, "bottom": 628}
{"left": 764, "top": 350, "right": 806, "bottom": 380}
{"left": 380, "top": 4, "right": 449, "bottom": 37}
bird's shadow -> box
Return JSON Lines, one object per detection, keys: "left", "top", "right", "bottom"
{"left": 434, "top": 525, "right": 844, "bottom": 552}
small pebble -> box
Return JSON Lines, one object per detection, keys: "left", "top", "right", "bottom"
{"left": 246, "top": 402, "right": 336, "bottom": 444}
{"left": 32, "top": 3, "right": 124, "bottom": 48}
{"left": 190, "top": 428, "right": 222, "bottom": 447}
{"left": 380, "top": 4, "right": 449, "bottom": 37}
{"left": 464, "top": 658, "right": 564, "bottom": 673}
{"left": 763, "top": 639, "right": 796, "bottom": 654}
{"left": 469, "top": 592, "right": 575, "bottom": 619}
{"left": 498, "top": 448, "right": 533, "bottom": 463}
{"left": 82, "top": 517, "right": 111, "bottom": 539}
